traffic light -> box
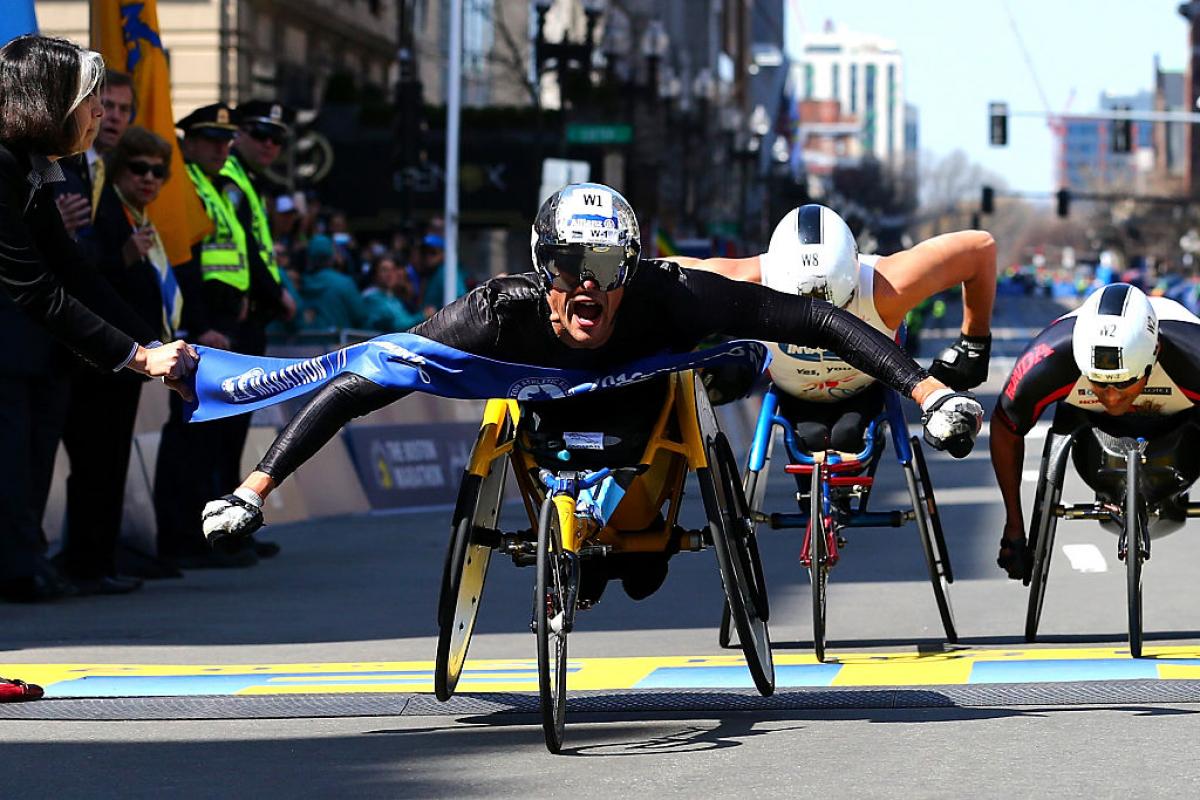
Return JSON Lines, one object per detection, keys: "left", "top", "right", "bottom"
{"left": 1056, "top": 188, "right": 1070, "bottom": 218}
{"left": 1111, "top": 105, "right": 1132, "bottom": 153}
{"left": 981, "top": 185, "right": 995, "bottom": 214}
{"left": 989, "top": 102, "right": 1008, "bottom": 146}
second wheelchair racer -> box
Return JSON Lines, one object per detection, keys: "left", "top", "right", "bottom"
{"left": 687, "top": 204, "right": 997, "bottom": 454}
{"left": 202, "top": 184, "right": 984, "bottom": 566}
{"left": 991, "top": 282, "right": 1200, "bottom": 579}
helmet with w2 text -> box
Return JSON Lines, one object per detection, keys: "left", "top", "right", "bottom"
{"left": 531, "top": 183, "right": 641, "bottom": 292}
{"left": 1071, "top": 283, "right": 1159, "bottom": 385}
{"left": 762, "top": 204, "right": 859, "bottom": 308}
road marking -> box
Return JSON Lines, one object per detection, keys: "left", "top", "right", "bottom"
{"left": 1062, "top": 543, "right": 1108, "bottom": 573}
{"left": 12, "top": 645, "right": 1200, "bottom": 697}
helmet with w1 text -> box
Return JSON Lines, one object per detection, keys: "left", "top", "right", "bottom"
{"left": 531, "top": 183, "right": 641, "bottom": 292}
{"left": 762, "top": 204, "right": 859, "bottom": 308}
{"left": 1071, "top": 282, "right": 1159, "bottom": 385}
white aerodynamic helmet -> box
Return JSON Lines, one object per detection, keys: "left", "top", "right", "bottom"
{"left": 1071, "top": 282, "right": 1159, "bottom": 385}
{"left": 762, "top": 204, "right": 859, "bottom": 308}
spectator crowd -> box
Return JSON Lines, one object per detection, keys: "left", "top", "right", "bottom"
{"left": 0, "top": 36, "right": 470, "bottom": 618}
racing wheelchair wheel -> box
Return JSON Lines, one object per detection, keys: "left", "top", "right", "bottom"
{"left": 1125, "top": 453, "right": 1146, "bottom": 658}
{"left": 808, "top": 464, "right": 830, "bottom": 662}
{"left": 1025, "top": 433, "right": 1068, "bottom": 643}
{"left": 906, "top": 436, "right": 957, "bottom": 643}
{"left": 535, "top": 496, "right": 571, "bottom": 753}
{"left": 719, "top": 457, "right": 773, "bottom": 649}
{"left": 434, "top": 451, "right": 509, "bottom": 701}
{"left": 699, "top": 431, "right": 775, "bottom": 696}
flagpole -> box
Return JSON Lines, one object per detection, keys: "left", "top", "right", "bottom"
{"left": 443, "top": 0, "right": 462, "bottom": 307}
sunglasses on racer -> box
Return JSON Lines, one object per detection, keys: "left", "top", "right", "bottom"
{"left": 1087, "top": 345, "right": 1146, "bottom": 390}
{"left": 535, "top": 242, "right": 633, "bottom": 292}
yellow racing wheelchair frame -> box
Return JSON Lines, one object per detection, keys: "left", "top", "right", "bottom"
{"left": 433, "top": 370, "right": 774, "bottom": 753}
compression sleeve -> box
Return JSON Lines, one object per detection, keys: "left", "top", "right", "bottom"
{"left": 677, "top": 267, "right": 929, "bottom": 398}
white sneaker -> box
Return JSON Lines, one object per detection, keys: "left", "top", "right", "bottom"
{"left": 202, "top": 492, "right": 264, "bottom": 546}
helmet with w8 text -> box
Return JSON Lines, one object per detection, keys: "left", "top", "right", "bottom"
{"left": 762, "top": 204, "right": 859, "bottom": 308}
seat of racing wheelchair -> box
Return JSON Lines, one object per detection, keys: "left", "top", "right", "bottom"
{"left": 517, "top": 376, "right": 670, "bottom": 471}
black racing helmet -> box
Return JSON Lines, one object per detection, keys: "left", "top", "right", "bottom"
{"left": 531, "top": 183, "right": 641, "bottom": 291}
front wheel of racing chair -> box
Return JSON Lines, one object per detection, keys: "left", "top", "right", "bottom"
{"left": 694, "top": 374, "right": 774, "bottom": 696}
{"left": 1124, "top": 451, "right": 1147, "bottom": 658}
{"left": 434, "top": 403, "right": 513, "bottom": 701}
{"left": 1024, "top": 429, "right": 1076, "bottom": 643}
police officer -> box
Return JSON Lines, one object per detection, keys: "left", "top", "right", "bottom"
{"left": 224, "top": 100, "right": 297, "bottom": 329}
{"left": 154, "top": 102, "right": 279, "bottom": 567}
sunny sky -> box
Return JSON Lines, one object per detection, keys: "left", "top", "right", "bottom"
{"left": 785, "top": 0, "right": 1190, "bottom": 193}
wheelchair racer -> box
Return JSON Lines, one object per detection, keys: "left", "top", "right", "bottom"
{"left": 690, "top": 204, "right": 997, "bottom": 454}
{"left": 202, "top": 183, "right": 983, "bottom": 596}
{"left": 991, "top": 282, "right": 1200, "bottom": 579}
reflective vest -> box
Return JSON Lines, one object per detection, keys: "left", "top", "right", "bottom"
{"left": 220, "top": 154, "right": 282, "bottom": 284}
{"left": 186, "top": 162, "right": 249, "bottom": 292}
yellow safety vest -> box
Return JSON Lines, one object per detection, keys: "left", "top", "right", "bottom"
{"left": 220, "top": 155, "right": 282, "bottom": 284}
{"left": 186, "top": 162, "right": 249, "bottom": 292}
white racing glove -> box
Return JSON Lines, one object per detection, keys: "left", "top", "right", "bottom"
{"left": 920, "top": 388, "right": 984, "bottom": 458}
{"left": 202, "top": 487, "right": 265, "bottom": 550}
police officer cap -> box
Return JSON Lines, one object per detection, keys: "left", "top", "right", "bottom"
{"left": 177, "top": 102, "right": 239, "bottom": 139}
{"left": 237, "top": 100, "right": 296, "bottom": 134}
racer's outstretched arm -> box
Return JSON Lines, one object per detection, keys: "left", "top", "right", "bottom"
{"left": 872, "top": 230, "right": 996, "bottom": 334}
{"left": 990, "top": 414, "right": 1030, "bottom": 579}
{"left": 666, "top": 255, "right": 762, "bottom": 283}
{"left": 680, "top": 267, "right": 983, "bottom": 456}
{"left": 225, "top": 286, "right": 502, "bottom": 505}
{"left": 990, "top": 414, "right": 1026, "bottom": 535}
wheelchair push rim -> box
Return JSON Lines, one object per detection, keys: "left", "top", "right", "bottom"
{"left": 700, "top": 431, "right": 775, "bottom": 696}
{"left": 906, "top": 436, "right": 957, "bottom": 643}
{"left": 1024, "top": 433, "right": 1065, "bottom": 643}
{"left": 536, "top": 496, "right": 571, "bottom": 753}
{"left": 434, "top": 458, "right": 508, "bottom": 701}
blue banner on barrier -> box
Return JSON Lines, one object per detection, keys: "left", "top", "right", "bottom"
{"left": 186, "top": 333, "right": 770, "bottom": 422}
{"left": 344, "top": 422, "right": 481, "bottom": 509}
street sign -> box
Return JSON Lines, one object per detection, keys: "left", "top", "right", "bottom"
{"left": 565, "top": 123, "right": 633, "bottom": 145}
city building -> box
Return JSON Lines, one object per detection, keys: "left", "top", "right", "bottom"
{"left": 1057, "top": 91, "right": 1154, "bottom": 193}
{"left": 1153, "top": 56, "right": 1187, "bottom": 192}
{"left": 35, "top": 0, "right": 399, "bottom": 117}
{"left": 790, "top": 20, "right": 907, "bottom": 171}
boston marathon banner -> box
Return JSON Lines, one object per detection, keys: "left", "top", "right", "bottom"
{"left": 187, "top": 333, "right": 770, "bottom": 423}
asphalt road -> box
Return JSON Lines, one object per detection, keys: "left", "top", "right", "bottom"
{"left": 5, "top": 291, "right": 1200, "bottom": 797}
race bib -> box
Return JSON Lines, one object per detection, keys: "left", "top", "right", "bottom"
{"left": 564, "top": 432, "right": 605, "bottom": 450}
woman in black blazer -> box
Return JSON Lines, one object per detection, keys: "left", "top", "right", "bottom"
{"left": 0, "top": 35, "right": 195, "bottom": 387}
{"left": 0, "top": 36, "right": 195, "bottom": 610}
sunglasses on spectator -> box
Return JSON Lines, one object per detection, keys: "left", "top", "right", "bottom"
{"left": 247, "top": 126, "right": 286, "bottom": 146}
{"left": 127, "top": 160, "right": 167, "bottom": 179}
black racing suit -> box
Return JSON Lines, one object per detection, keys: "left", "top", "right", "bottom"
{"left": 256, "top": 260, "right": 930, "bottom": 482}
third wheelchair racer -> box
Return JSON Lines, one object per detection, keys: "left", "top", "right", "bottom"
{"left": 991, "top": 282, "right": 1200, "bottom": 579}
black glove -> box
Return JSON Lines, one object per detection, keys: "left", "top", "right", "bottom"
{"left": 929, "top": 333, "right": 991, "bottom": 391}
{"left": 921, "top": 389, "right": 984, "bottom": 458}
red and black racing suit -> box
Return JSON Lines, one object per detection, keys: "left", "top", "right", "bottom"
{"left": 256, "top": 260, "right": 931, "bottom": 482}
{"left": 995, "top": 308, "right": 1200, "bottom": 499}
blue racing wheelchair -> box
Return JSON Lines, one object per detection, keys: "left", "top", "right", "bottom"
{"left": 720, "top": 384, "right": 956, "bottom": 662}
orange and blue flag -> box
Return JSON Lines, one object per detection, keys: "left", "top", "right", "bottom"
{"left": 92, "top": 0, "right": 212, "bottom": 266}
